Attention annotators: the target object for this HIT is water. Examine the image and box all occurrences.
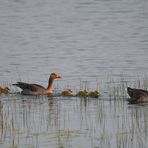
[0,0,148,147]
[0,97,148,148]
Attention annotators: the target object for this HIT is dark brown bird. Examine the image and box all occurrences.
[13,73,61,95]
[127,87,148,103]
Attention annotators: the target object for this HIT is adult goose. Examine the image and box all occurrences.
[13,73,61,95]
[127,87,148,103]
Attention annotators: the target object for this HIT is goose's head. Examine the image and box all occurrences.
[50,73,62,80]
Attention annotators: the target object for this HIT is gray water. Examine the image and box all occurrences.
[0,0,148,148]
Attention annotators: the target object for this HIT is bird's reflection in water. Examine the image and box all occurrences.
[0,101,3,111]
[47,96,59,129]
[48,96,55,106]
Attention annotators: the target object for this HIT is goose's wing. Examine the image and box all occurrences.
[13,82,45,91]
[138,89,148,94]
[127,87,148,98]
[132,88,148,97]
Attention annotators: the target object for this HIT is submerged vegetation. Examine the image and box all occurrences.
[0,75,148,101]
[0,92,147,148]
[0,75,148,147]
[107,75,148,100]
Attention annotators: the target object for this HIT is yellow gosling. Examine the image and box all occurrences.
[77,89,89,97]
[89,90,101,98]
[61,89,73,96]
[1,87,9,94]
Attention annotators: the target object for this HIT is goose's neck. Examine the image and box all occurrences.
[47,77,54,94]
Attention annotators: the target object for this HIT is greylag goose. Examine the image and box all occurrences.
[127,87,148,103]
[13,73,61,95]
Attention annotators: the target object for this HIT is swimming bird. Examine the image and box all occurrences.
[76,89,89,97]
[127,87,148,103]
[88,90,100,98]
[2,87,9,94]
[13,73,61,95]
[61,89,73,96]
[0,86,9,94]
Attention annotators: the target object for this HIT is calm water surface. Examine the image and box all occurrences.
[0,0,148,147]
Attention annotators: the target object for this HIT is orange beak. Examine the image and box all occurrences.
[55,74,62,79]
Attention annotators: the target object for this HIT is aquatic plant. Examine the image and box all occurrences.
[107,75,148,100]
